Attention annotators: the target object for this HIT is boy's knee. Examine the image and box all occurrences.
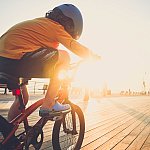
[58,50,70,65]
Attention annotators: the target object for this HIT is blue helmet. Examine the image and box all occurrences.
[46,4,83,39]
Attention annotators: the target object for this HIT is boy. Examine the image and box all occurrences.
[0,4,99,121]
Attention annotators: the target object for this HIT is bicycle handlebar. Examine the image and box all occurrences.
[65,55,101,82]
[69,54,101,70]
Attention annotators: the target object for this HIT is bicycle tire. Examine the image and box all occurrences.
[52,104,85,150]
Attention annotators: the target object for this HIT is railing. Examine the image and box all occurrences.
[27,79,49,94]
[0,84,7,94]
[0,79,106,99]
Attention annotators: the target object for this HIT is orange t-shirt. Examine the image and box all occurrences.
[0,17,90,59]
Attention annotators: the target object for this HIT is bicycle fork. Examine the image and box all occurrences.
[62,107,78,135]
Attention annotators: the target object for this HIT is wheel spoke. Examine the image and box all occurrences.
[52,105,85,150]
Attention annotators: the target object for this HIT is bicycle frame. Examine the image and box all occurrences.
[1,83,75,148]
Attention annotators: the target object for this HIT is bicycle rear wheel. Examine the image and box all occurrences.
[52,104,85,150]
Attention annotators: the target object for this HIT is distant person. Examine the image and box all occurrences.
[0,4,100,121]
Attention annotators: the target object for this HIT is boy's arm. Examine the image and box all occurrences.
[56,28,92,59]
[67,40,92,59]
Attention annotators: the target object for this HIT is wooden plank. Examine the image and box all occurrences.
[94,110,150,150]
[126,123,150,150]
[111,114,150,150]
[141,133,150,150]
[81,109,150,149]
[83,98,149,132]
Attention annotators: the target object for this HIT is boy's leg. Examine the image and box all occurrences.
[41,50,70,109]
[0,57,29,121]
[15,48,71,116]
[8,85,29,122]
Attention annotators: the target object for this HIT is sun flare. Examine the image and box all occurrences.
[74,61,105,89]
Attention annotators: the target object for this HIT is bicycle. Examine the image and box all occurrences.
[0,60,85,150]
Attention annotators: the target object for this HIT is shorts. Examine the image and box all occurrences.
[0,48,58,90]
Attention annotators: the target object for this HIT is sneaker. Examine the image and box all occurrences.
[39,102,71,117]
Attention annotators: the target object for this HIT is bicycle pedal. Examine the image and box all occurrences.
[39,108,71,118]
[52,115,63,121]
[44,115,63,121]
[18,133,26,142]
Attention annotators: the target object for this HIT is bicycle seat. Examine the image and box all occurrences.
[0,72,19,89]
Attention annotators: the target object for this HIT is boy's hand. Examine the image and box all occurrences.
[89,51,101,61]
[91,53,101,60]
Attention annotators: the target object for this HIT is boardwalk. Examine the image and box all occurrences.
[0,95,150,150]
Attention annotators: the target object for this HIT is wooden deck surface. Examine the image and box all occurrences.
[0,95,150,150]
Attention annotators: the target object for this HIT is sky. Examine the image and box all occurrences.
[1,0,150,92]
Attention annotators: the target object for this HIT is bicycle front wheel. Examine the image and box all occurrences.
[52,104,85,150]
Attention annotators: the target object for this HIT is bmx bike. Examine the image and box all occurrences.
[0,60,85,150]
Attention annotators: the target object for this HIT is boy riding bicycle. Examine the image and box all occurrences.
[0,4,99,122]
